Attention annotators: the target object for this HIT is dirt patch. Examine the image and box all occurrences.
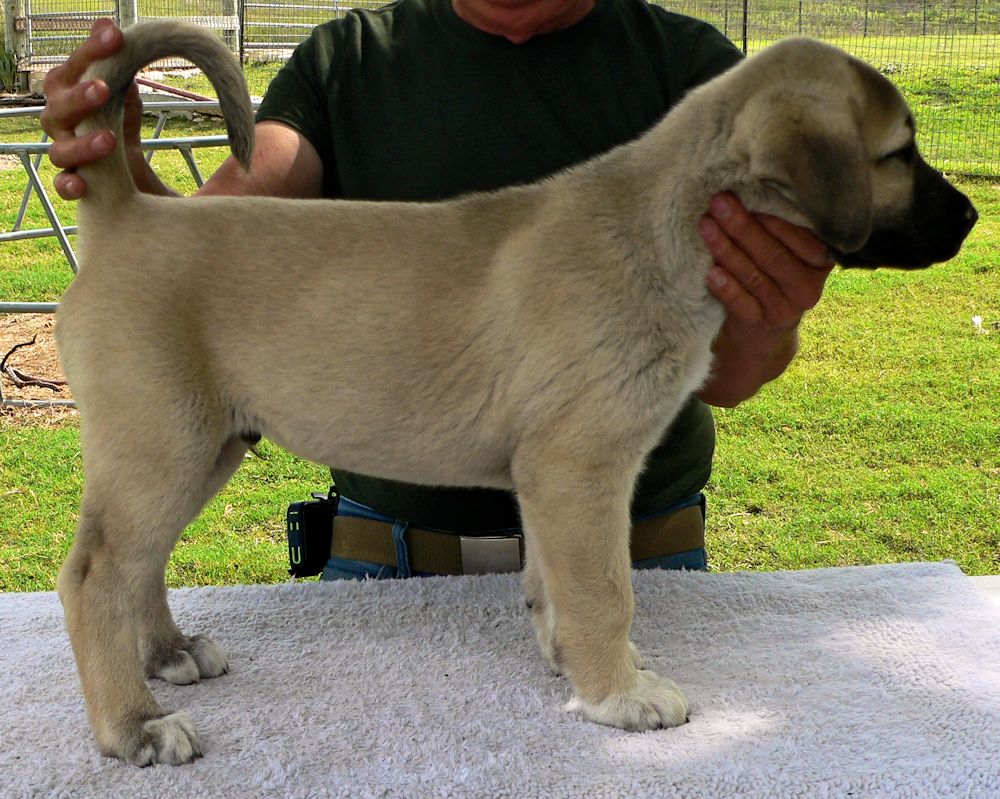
[1,313,77,425]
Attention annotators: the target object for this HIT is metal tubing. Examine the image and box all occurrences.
[0,226,78,242]
[0,134,231,155]
[0,302,58,313]
[20,150,79,273]
[1,399,77,408]
[178,145,203,186]
[146,111,170,164]
[14,134,48,232]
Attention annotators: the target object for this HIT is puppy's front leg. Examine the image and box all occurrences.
[515,458,688,732]
[522,545,562,674]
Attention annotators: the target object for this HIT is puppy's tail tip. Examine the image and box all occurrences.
[77,20,255,202]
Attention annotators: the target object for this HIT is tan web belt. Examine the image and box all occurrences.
[330,504,705,576]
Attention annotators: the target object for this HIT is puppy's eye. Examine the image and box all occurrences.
[880,142,916,164]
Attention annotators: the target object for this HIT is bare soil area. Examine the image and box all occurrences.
[1,313,77,424]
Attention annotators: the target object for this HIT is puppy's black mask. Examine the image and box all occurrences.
[837,158,978,269]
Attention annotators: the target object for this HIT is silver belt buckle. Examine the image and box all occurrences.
[459,535,523,575]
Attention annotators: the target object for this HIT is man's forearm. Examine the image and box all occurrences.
[698,327,799,408]
[125,145,181,197]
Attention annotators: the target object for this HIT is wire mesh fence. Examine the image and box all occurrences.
[674,1,1000,175]
[5,0,999,175]
[10,0,115,65]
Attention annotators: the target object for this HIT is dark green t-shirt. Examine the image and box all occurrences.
[256,0,742,531]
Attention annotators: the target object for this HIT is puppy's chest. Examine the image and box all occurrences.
[677,296,726,385]
[615,293,723,401]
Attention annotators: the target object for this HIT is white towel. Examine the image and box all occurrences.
[1,561,998,798]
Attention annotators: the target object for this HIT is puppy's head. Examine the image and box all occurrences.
[726,39,977,268]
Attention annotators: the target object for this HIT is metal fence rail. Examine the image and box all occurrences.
[0,101,242,277]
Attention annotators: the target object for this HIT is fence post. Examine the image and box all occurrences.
[2,0,29,91]
[741,0,748,54]
[2,0,15,53]
[120,0,137,28]
[238,0,245,62]
[222,0,237,54]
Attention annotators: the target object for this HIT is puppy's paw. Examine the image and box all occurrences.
[151,649,200,685]
[565,669,689,732]
[188,635,228,679]
[135,712,203,766]
[148,635,228,684]
[105,711,203,766]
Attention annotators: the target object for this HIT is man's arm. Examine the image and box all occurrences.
[197,121,323,198]
[698,192,834,408]
[43,19,323,201]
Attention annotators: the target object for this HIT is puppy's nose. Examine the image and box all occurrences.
[963,203,979,236]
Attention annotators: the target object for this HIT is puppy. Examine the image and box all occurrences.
[56,20,977,764]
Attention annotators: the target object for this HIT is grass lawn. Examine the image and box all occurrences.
[0,119,997,592]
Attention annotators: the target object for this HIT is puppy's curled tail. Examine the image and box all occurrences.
[75,20,253,206]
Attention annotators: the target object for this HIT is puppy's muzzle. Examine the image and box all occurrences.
[837,159,978,269]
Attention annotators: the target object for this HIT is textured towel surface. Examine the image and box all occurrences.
[2,562,998,798]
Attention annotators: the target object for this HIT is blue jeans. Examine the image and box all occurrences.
[321,493,708,581]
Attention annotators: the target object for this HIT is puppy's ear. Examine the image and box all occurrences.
[731,112,874,253]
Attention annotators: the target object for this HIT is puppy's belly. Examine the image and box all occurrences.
[231,299,723,493]
[254,409,515,491]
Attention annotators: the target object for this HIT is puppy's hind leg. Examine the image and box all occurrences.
[138,435,249,686]
[58,418,246,765]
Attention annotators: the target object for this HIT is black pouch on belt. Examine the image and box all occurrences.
[286,488,339,578]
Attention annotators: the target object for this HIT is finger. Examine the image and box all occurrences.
[699,215,795,323]
[706,265,764,327]
[41,79,111,139]
[754,215,833,311]
[47,129,116,169]
[707,195,829,315]
[53,170,87,201]
[755,213,835,271]
[707,193,798,284]
[60,19,122,84]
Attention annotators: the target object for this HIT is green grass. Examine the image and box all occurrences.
[0,427,329,592]
[0,126,997,592]
[705,178,1000,574]
[162,60,283,101]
